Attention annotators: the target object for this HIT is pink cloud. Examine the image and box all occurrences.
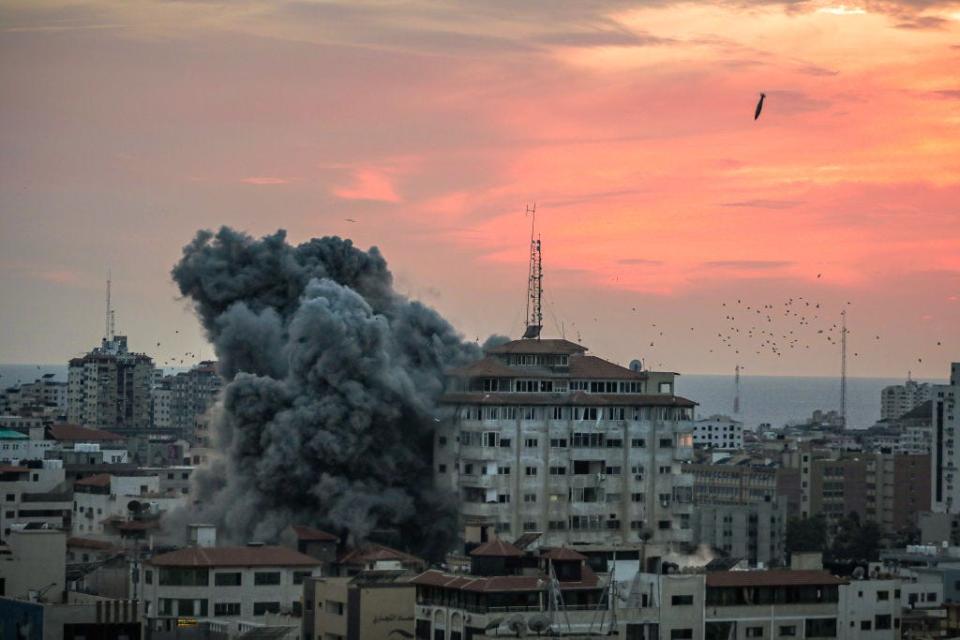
[240,176,291,185]
[331,168,401,203]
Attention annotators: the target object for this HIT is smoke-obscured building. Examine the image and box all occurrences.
[67,337,154,432]
[435,338,696,548]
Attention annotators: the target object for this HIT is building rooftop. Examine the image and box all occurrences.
[0,465,30,474]
[541,547,587,561]
[291,524,339,543]
[147,545,321,568]
[48,423,125,442]
[336,542,425,568]
[470,539,523,558]
[67,537,117,551]
[412,566,599,592]
[705,570,846,588]
[75,473,112,488]
[0,428,28,440]
[485,339,588,355]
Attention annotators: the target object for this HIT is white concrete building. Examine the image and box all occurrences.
[72,473,160,537]
[693,415,743,450]
[0,461,71,538]
[67,336,154,431]
[882,378,933,421]
[139,544,320,636]
[436,338,696,548]
[930,362,959,513]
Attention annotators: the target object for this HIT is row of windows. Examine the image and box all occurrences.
[457,406,691,422]
[457,431,680,449]
[148,569,312,587]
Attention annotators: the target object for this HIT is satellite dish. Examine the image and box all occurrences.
[506,613,527,637]
[127,500,142,514]
[527,614,551,635]
[852,566,865,580]
[629,359,643,372]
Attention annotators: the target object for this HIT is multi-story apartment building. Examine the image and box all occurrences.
[882,377,933,421]
[72,472,161,537]
[931,363,960,514]
[0,374,68,421]
[693,415,743,450]
[140,544,320,636]
[151,361,221,434]
[67,336,154,432]
[0,460,71,537]
[435,338,696,548]
[692,501,787,567]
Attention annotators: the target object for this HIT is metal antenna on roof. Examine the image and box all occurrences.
[522,204,543,340]
[733,364,741,415]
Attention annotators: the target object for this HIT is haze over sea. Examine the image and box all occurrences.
[1,364,946,432]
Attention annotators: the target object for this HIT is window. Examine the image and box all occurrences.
[605,466,621,475]
[254,571,281,586]
[145,570,153,585]
[438,464,447,473]
[159,567,209,586]
[875,615,891,630]
[804,619,837,638]
[746,628,763,638]
[550,438,567,448]
[176,599,208,616]
[549,520,566,530]
[671,595,694,605]
[213,571,243,587]
[325,600,345,615]
[524,493,537,503]
[658,520,671,530]
[877,590,889,601]
[779,625,796,637]
[294,571,313,585]
[631,493,644,502]
[525,466,538,476]
[523,521,538,532]
[498,466,511,475]
[525,438,538,448]
[631,438,646,448]
[498,493,510,503]
[549,466,566,476]
[927,592,937,601]
[860,621,871,630]
[659,438,672,448]
[214,602,241,617]
[482,432,500,447]
[254,602,281,616]
[670,630,693,640]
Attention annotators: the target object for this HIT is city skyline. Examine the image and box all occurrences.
[1,0,959,376]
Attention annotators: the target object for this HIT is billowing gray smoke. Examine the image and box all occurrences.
[168,227,480,559]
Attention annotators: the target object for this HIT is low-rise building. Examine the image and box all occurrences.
[139,544,321,636]
[693,415,743,450]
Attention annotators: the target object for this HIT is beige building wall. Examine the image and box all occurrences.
[0,529,66,600]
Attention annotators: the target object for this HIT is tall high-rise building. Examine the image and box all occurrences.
[435,337,696,547]
[882,377,933,420]
[931,362,960,513]
[67,336,154,431]
[151,361,221,435]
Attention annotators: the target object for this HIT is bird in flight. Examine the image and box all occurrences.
[754,93,766,120]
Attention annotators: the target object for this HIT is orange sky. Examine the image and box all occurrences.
[0,0,958,377]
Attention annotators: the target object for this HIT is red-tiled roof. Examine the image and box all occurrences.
[75,473,112,487]
[485,339,588,355]
[439,391,696,408]
[291,525,339,542]
[49,423,124,442]
[68,537,116,551]
[542,547,587,561]
[705,570,846,588]
[0,466,29,474]
[147,546,320,568]
[337,543,424,567]
[568,356,646,380]
[470,539,523,558]
[115,520,161,532]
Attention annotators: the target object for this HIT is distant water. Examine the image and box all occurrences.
[0,364,935,431]
[677,374,942,430]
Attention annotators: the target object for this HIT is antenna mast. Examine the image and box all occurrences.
[733,364,741,415]
[522,204,543,340]
[840,309,847,429]
[105,271,112,341]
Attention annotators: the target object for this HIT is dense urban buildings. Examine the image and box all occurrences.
[435,337,696,547]
[693,414,744,450]
[882,377,934,421]
[67,336,154,432]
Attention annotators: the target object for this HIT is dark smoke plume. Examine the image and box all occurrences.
[168,227,479,559]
